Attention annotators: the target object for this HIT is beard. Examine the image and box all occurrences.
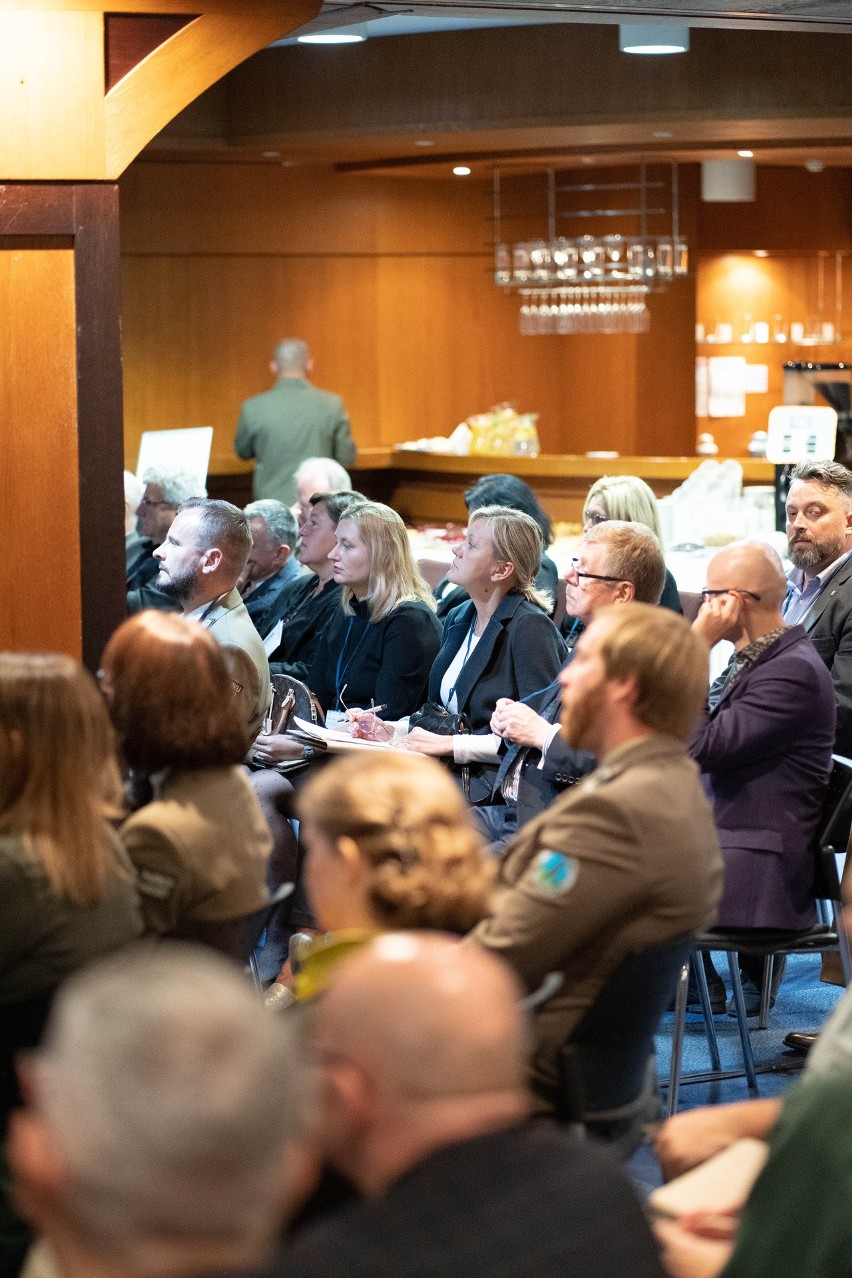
[157,563,198,605]
[788,532,846,572]
[560,678,606,753]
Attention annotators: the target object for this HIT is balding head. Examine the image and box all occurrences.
[706,540,787,611]
[313,935,529,1192]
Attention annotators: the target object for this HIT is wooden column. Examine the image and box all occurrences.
[0,0,318,666]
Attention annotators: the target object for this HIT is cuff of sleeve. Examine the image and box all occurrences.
[453,733,501,765]
[538,723,561,770]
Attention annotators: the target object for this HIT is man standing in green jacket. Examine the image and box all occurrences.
[234,338,356,505]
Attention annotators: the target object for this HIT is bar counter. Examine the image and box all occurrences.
[208,448,775,525]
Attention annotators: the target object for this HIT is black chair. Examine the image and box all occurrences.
[667,755,852,1109]
[556,932,694,1158]
[175,883,294,991]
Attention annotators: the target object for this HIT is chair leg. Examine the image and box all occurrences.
[691,953,721,1071]
[666,961,690,1118]
[758,955,773,1030]
[726,953,758,1092]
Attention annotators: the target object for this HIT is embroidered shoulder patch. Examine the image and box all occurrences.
[530,850,578,897]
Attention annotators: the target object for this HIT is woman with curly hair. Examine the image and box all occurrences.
[267,750,494,1003]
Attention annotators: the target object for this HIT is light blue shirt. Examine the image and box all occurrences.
[784,550,852,626]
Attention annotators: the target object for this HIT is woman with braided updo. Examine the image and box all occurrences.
[278,751,494,1001]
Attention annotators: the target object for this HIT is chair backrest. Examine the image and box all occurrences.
[558,932,694,1122]
[552,576,568,628]
[813,755,852,901]
[679,591,703,623]
[417,557,449,591]
[174,883,294,964]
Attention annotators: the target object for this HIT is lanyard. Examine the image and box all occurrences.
[447,618,478,706]
[334,616,369,709]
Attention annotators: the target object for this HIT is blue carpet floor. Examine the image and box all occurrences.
[629,951,845,1192]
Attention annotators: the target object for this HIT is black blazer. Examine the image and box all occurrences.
[799,554,852,758]
[428,593,566,803]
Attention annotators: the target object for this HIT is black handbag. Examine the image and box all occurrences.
[249,674,326,775]
[409,700,470,736]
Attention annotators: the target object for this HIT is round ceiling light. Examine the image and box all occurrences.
[453,166,472,176]
[620,23,689,54]
[298,31,365,43]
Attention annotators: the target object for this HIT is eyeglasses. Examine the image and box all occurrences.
[583,511,609,528]
[700,588,762,602]
[139,497,177,509]
[569,557,624,585]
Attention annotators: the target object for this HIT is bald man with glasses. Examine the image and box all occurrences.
[689,539,837,1013]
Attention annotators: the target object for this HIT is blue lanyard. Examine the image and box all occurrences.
[334,616,369,709]
[447,618,478,706]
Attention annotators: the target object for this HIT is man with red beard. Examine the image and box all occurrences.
[471,604,723,1117]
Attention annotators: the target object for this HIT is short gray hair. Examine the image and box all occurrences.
[141,467,206,506]
[37,945,309,1266]
[791,459,852,503]
[245,500,298,549]
[294,457,352,494]
[273,338,310,375]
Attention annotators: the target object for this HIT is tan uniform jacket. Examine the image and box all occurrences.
[120,767,272,937]
[202,588,272,738]
[472,734,723,1111]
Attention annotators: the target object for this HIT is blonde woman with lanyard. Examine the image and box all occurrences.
[355,506,566,806]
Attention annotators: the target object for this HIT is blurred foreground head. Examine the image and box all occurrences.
[10,945,309,1277]
[311,933,528,1195]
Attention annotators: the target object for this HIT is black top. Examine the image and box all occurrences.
[253,1123,666,1278]
[307,597,443,720]
[434,553,560,619]
[428,593,566,804]
[268,574,343,684]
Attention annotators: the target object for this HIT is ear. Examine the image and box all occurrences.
[275,545,291,569]
[490,559,515,585]
[612,580,635,604]
[6,1109,69,1231]
[269,359,278,377]
[845,508,852,533]
[336,835,366,875]
[199,547,224,575]
[608,671,638,711]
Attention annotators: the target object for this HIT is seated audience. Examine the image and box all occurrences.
[152,497,271,736]
[582,473,682,613]
[0,654,142,1137]
[263,751,494,1007]
[655,1070,852,1278]
[293,457,352,526]
[472,604,723,1115]
[433,474,560,619]
[690,540,836,1013]
[9,946,309,1278]
[477,521,665,846]
[241,500,303,639]
[257,934,667,1278]
[100,612,271,939]
[126,466,205,609]
[386,506,565,805]
[267,490,364,683]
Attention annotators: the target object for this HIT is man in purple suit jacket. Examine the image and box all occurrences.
[690,541,836,1006]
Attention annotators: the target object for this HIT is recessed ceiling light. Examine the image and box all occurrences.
[805,158,825,173]
[738,150,754,158]
[415,140,434,148]
[754,250,769,257]
[453,166,471,176]
[262,150,280,158]
[653,131,673,139]
[620,23,689,54]
[298,31,365,44]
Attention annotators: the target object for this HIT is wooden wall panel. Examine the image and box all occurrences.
[119,161,696,468]
[0,247,82,655]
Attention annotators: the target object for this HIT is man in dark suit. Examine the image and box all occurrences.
[691,540,836,1012]
[241,500,303,640]
[256,934,666,1278]
[782,459,852,1045]
[476,521,667,846]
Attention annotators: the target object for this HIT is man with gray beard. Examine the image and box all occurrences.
[782,459,852,1049]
